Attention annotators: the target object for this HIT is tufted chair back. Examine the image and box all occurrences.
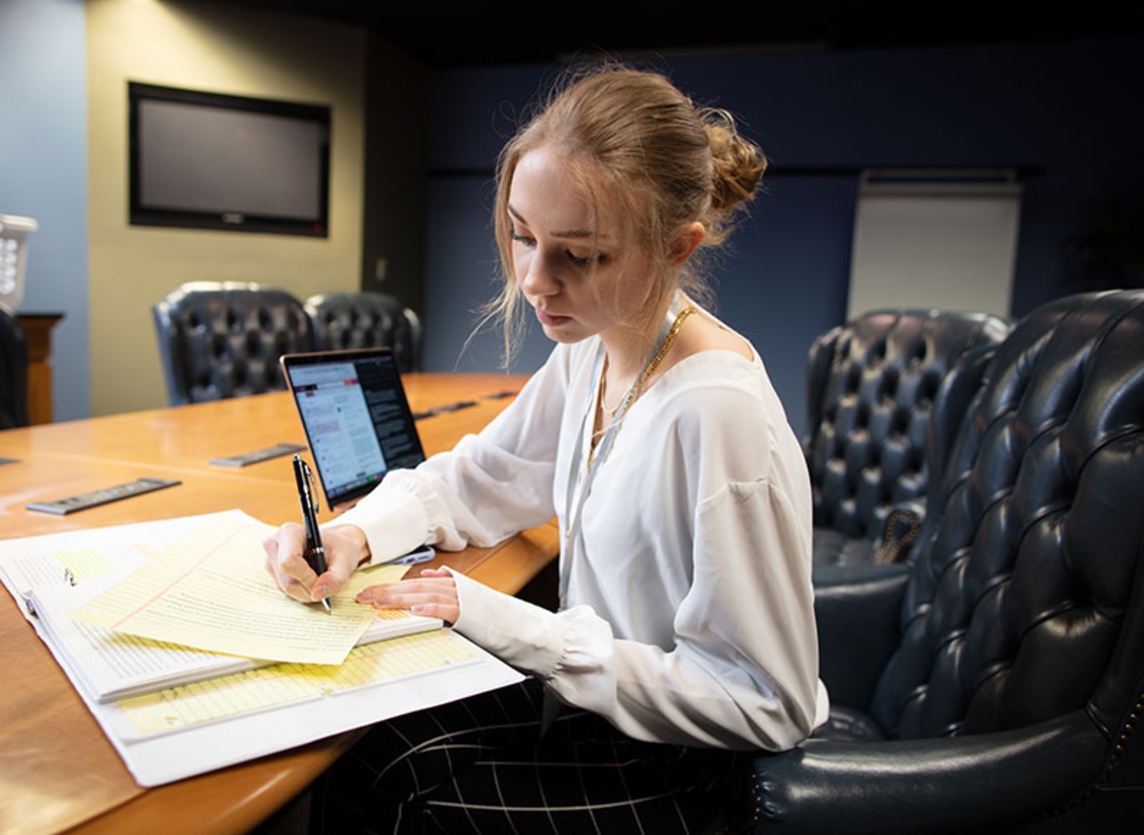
[152,282,313,406]
[0,307,29,429]
[304,292,422,373]
[806,310,1012,564]
[869,290,1144,741]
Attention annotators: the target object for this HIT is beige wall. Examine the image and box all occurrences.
[86,0,365,415]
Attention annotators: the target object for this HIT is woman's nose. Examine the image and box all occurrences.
[520,251,562,296]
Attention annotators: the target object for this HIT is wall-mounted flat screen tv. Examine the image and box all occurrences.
[129,82,330,237]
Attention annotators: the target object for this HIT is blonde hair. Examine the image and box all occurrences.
[488,65,766,363]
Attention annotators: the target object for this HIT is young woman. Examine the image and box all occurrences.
[265,66,827,832]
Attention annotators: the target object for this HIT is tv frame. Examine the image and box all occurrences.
[128,82,331,237]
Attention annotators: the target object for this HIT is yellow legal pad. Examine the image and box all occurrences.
[119,629,480,738]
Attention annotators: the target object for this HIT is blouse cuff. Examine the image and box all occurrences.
[330,484,429,565]
[446,569,564,679]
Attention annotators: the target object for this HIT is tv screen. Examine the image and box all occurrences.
[129,83,330,236]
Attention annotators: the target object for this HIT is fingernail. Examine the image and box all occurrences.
[411,604,427,614]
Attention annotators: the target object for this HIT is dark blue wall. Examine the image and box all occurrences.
[424,39,1144,435]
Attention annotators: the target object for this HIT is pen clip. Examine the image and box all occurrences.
[302,458,319,518]
[292,453,320,519]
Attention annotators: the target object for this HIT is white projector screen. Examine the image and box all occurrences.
[847,176,1021,319]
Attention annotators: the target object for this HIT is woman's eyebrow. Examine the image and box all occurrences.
[507,204,610,241]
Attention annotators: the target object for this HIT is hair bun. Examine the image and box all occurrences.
[705,114,767,215]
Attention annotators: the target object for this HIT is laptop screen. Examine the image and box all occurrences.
[280,348,425,511]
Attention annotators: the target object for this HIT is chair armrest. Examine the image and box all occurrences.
[813,563,908,709]
[751,710,1108,833]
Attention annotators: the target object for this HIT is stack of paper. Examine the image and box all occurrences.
[0,510,523,786]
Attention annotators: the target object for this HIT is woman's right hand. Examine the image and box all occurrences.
[263,523,371,603]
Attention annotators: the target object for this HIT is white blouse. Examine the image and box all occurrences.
[335,329,829,751]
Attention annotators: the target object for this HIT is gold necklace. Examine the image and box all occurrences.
[590,305,696,461]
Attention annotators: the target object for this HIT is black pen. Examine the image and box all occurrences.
[292,454,331,614]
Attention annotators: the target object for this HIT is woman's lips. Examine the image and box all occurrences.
[536,309,571,326]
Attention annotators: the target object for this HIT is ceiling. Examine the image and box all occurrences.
[208,1,1140,70]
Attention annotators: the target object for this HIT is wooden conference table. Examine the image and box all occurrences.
[0,374,558,835]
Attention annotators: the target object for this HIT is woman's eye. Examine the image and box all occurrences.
[565,250,609,267]
[509,225,535,247]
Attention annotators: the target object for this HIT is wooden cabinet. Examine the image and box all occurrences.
[17,312,62,424]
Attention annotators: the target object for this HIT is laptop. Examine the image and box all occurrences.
[279,347,427,517]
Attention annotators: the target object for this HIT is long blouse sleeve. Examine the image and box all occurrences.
[332,345,572,561]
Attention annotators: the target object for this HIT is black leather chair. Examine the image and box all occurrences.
[751,291,1144,832]
[152,282,313,406]
[304,292,423,373]
[805,309,1012,566]
[0,307,29,429]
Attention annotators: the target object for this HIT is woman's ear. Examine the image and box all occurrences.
[669,222,706,267]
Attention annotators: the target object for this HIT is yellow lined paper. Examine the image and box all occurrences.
[119,629,480,737]
[71,516,382,664]
[55,548,119,582]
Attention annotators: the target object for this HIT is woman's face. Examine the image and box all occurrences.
[507,147,656,346]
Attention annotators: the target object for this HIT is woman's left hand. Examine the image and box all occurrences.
[356,567,460,625]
